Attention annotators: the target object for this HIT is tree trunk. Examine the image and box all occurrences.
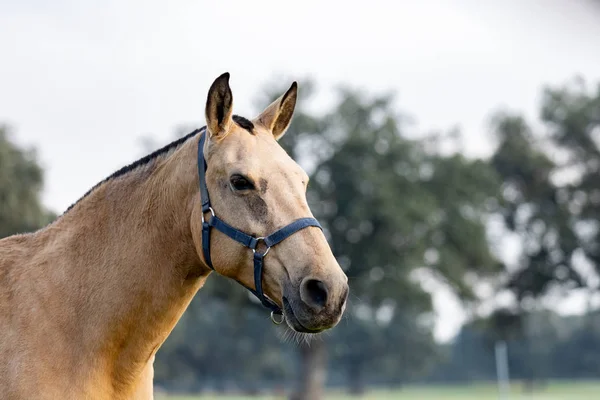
[347,362,365,396]
[290,339,327,400]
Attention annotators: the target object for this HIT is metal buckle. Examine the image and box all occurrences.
[252,237,270,256]
[201,206,215,224]
[270,311,285,325]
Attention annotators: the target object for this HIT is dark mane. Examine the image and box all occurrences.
[62,127,205,214]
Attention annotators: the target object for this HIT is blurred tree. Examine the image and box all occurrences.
[0,124,55,238]
[489,111,581,303]
[456,79,600,389]
[540,79,600,293]
[489,78,600,312]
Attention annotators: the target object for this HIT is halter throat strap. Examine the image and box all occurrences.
[196,129,322,319]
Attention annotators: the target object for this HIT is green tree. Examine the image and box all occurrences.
[0,124,54,238]
[490,112,580,302]
[488,78,600,309]
[540,79,600,294]
[460,77,600,389]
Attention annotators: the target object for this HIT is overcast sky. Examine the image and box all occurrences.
[2,0,600,341]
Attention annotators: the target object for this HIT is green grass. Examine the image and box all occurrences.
[156,380,600,400]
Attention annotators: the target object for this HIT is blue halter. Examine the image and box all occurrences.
[197,128,323,323]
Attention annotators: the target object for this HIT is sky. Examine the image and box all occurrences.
[1,0,600,342]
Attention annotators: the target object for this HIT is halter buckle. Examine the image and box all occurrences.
[270,311,285,325]
[201,206,215,224]
[252,237,270,256]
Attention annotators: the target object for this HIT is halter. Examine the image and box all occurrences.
[197,128,323,324]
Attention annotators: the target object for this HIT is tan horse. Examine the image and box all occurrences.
[0,73,349,399]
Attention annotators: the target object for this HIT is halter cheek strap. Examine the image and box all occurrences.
[197,128,322,322]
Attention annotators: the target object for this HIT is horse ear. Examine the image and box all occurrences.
[254,82,298,140]
[205,72,234,138]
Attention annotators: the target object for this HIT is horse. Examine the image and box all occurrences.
[0,73,349,399]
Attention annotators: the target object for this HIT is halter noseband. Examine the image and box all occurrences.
[197,128,323,324]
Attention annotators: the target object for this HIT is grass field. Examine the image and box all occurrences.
[156,380,600,400]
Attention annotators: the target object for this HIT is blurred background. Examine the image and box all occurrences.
[2,1,600,399]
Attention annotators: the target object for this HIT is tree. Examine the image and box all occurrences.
[540,78,600,295]
[488,77,600,312]
[490,111,580,303]
[463,78,600,390]
[0,124,54,238]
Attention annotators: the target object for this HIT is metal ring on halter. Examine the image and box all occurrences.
[201,206,215,224]
[271,311,285,325]
[252,237,270,256]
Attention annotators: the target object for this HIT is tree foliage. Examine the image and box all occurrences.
[0,124,54,238]
[490,78,600,304]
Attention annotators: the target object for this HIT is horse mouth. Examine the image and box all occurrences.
[282,297,325,334]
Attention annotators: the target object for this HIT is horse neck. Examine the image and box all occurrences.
[45,134,207,391]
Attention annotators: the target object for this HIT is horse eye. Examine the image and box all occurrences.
[230,175,255,191]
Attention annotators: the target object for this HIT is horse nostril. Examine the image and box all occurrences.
[300,279,329,310]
